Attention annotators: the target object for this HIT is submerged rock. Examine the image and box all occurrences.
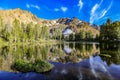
[11,59,54,73]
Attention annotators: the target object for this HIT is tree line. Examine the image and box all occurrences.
[0,16,120,43]
[70,29,99,41]
[66,18,120,42]
[100,19,120,41]
[0,17,49,43]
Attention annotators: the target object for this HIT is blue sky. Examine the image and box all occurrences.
[0,0,120,25]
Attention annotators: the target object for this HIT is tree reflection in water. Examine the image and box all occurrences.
[0,42,120,80]
[0,43,99,71]
[100,43,120,65]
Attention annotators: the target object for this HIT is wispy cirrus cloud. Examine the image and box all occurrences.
[26,3,40,10]
[78,0,83,11]
[61,6,68,12]
[90,0,113,24]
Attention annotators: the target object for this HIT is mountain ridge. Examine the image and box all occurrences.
[0,8,99,39]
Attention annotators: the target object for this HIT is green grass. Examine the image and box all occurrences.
[11,59,54,73]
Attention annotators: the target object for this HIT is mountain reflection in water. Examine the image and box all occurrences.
[0,56,120,80]
[0,43,120,80]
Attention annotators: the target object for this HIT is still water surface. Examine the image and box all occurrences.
[0,42,120,80]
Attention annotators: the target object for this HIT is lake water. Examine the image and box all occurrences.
[0,42,120,80]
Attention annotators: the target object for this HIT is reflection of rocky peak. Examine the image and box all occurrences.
[64,45,72,54]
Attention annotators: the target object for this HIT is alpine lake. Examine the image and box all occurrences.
[0,42,120,80]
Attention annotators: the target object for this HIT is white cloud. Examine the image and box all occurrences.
[90,0,112,24]
[61,6,68,12]
[54,8,59,12]
[26,4,30,8]
[0,7,4,10]
[78,0,83,11]
[26,3,40,10]
[54,6,68,12]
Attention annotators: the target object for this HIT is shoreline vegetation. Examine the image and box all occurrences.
[11,59,54,73]
[0,19,119,46]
